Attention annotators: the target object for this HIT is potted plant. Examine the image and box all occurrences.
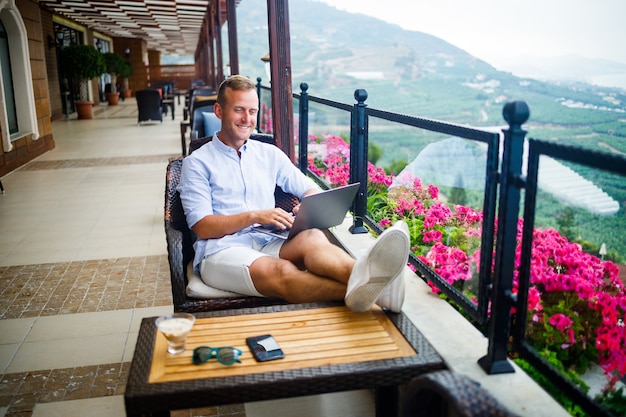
[102,52,126,105]
[118,60,133,99]
[60,44,106,119]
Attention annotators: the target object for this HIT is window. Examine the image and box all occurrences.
[0,20,18,134]
[0,3,39,153]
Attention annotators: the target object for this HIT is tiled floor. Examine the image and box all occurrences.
[0,99,375,417]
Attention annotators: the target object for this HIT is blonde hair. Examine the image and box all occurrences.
[217,75,256,106]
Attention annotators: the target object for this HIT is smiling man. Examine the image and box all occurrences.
[177,75,410,312]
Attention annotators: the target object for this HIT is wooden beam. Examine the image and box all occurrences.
[214,0,225,85]
[266,0,295,161]
[226,0,239,75]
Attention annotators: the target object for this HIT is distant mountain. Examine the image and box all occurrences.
[236,0,626,120]
[238,0,497,84]
[495,55,626,90]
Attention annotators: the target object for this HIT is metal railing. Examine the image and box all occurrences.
[257,80,625,417]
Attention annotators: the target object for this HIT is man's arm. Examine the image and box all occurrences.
[192,186,318,239]
[291,187,319,215]
[192,207,296,239]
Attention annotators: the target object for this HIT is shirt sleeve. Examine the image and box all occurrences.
[177,154,214,229]
[273,147,319,199]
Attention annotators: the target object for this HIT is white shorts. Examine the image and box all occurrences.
[199,239,284,296]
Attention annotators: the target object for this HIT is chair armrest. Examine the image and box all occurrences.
[180,120,190,156]
[165,220,190,311]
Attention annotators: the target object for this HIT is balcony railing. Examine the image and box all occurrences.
[147,64,196,90]
[257,80,626,417]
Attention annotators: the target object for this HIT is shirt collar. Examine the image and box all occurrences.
[213,133,248,156]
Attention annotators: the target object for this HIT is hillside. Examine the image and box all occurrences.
[237,0,626,149]
[237,1,625,119]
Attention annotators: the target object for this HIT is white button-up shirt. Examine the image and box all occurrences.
[178,134,317,273]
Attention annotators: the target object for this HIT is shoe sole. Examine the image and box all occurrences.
[345,229,409,312]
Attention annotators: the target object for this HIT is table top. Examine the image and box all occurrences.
[125,302,446,416]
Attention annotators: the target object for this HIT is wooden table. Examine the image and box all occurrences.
[124,303,446,417]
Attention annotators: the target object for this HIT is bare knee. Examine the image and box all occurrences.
[249,256,301,300]
[297,228,330,244]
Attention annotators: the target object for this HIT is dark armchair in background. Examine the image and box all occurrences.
[135,89,163,125]
[189,106,221,143]
[180,96,218,155]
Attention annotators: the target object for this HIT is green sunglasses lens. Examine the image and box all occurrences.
[217,348,241,365]
[192,346,212,364]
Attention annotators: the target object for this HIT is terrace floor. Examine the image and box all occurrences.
[0,98,570,416]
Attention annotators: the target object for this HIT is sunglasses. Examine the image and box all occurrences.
[192,346,243,366]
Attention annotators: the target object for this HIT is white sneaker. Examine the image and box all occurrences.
[345,220,410,312]
[376,272,406,313]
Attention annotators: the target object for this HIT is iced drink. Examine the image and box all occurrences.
[155,313,196,354]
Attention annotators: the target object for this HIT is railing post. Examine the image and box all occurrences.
[478,101,530,374]
[349,89,369,234]
[256,77,262,131]
[298,83,309,174]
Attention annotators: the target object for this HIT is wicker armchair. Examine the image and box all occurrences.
[400,370,520,417]
[136,89,163,125]
[165,134,299,312]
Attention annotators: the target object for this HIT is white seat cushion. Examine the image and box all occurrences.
[185,262,245,299]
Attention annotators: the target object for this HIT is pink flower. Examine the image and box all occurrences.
[423,230,443,243]
[549,313,573,332]
[379,218,392,229]
[427,184,439,199]
[528,287,542,311]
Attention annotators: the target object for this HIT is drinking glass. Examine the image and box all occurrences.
[155,313,196,354]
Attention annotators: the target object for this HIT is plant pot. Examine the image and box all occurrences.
[123,89,132,98]
[75,101,94,120]
[106,92,120,106]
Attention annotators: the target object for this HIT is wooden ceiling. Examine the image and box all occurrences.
[37,0,239,55]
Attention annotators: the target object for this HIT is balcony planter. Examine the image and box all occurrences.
[60,45,106,119]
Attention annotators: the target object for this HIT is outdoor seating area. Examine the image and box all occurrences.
[4,0,624,415]
[0,97,570,417]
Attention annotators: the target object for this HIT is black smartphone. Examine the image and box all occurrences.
[246,334,285,362]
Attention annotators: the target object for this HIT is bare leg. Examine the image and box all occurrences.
[250,222,410,311]
[279,229,355,284]
[249,229,355,303]
[248,256,347,303]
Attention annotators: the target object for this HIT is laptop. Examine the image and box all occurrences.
[253,182,360,240]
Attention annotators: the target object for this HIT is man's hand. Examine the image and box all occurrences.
[258,207,294,230]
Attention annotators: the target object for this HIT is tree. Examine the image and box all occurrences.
[60,45,106,102]
[102,52,126,93]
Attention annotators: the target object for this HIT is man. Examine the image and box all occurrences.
[178,75,409,312]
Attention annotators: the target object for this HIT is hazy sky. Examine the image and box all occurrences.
[312,0,626,67]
